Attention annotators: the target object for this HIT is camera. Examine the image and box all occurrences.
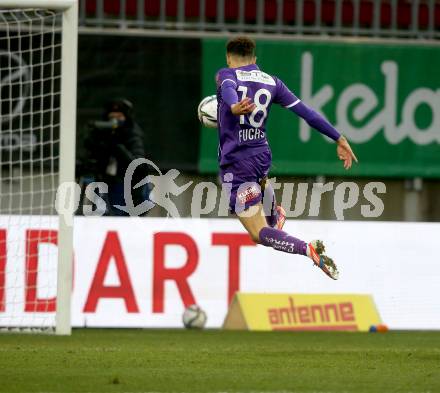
[88,118,122,131]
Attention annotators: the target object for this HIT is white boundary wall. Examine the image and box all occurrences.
[0,216,439,330]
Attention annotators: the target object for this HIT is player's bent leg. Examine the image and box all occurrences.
[261,178,277,228]
[259,225,308,255]
[237,203,267,243]
[238,203,306,255]
[261,178,286,230]
[275,206,286,230]
[238,203,339,280]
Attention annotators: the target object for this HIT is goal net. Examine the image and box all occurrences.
[0,2,77,334]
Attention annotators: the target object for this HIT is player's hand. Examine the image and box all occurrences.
[231,97,256,116]
[336,135,358,170]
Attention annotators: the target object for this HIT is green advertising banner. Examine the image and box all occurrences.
[199,39,440,178]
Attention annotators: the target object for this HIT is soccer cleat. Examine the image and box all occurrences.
[276,206,286,230]
[307,240,339,280]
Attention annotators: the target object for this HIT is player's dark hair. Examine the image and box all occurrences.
[226,37,256,58]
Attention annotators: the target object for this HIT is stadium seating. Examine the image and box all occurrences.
[83,0,440,31]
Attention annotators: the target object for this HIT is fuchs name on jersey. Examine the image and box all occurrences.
[239,127,266,143]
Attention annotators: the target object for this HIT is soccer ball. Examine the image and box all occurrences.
[197,95,217,128]
[182,304,207,329]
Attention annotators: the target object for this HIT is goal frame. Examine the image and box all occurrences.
[0,0,78,335]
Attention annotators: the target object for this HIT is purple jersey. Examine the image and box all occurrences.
[216,64,300,166]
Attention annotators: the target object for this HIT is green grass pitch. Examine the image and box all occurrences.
[0,329,439,393]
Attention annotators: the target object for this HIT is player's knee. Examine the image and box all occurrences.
[250,230,261,244]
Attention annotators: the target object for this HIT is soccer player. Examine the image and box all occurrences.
[216,37,358,280]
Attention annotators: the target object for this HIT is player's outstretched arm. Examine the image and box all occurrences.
[336,135,358,170]
[283,96,358,170]
[274,78,358,170]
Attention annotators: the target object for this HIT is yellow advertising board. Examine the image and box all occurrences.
[223,293,381,332]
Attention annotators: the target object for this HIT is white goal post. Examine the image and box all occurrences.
[0,0,78,335]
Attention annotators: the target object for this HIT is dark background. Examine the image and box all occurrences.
[76,34,201,172]
[0,30,61,168]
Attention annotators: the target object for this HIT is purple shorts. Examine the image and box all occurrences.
[220,150,272,214]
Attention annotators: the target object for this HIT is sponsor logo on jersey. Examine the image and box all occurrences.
[235,70,276,86]
[237,184,261,204]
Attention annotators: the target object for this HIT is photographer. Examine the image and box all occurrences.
[79,98,150,216]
